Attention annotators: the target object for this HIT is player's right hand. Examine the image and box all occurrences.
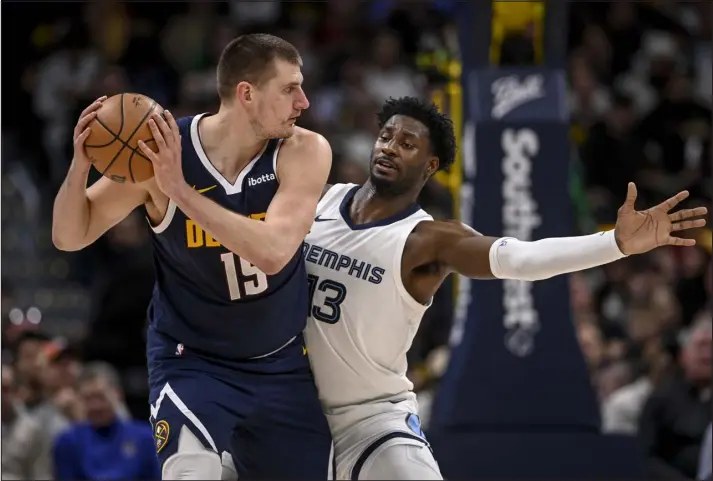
[72,95,107,167]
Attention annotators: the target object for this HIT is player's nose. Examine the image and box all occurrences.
[295,89,310,111]
[380,141,397,157]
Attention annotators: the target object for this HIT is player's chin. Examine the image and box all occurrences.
[279,124,296,138]
[371,163,399,181]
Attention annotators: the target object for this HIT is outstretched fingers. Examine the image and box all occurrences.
[658,190,690,213]
[669,206,708,222]
[670,219,707,232]
[666,236,696,247]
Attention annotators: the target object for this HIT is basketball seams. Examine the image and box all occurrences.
[128,148,137,183]
[85,93,161,184]
[85,94,128,148]
[86,117,120,148]
[88,116,155,159]
[100,100,157,178]
[119,93,125,137]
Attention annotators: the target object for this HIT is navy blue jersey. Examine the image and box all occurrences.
[146,114,308,359]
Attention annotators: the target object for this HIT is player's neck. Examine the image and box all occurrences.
[349,181,418,225]
[198,109,268,181]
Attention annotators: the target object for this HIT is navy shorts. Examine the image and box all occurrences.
[147,327,333,479]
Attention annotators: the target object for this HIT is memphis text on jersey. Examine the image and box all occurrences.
[185,213,266,248]
[302,241,384,284]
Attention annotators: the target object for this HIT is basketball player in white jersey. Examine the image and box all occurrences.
[303,96,708,480]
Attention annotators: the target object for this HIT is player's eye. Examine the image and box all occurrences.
[285,87,294,93]
[401,142,414,149]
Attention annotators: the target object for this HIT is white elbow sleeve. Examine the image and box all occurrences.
[488,230,627,281]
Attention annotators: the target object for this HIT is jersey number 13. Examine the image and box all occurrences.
[307,274,347,324]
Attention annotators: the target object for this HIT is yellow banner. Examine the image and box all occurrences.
[490,1,545,65]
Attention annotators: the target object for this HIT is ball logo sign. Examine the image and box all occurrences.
[491,74,545,120]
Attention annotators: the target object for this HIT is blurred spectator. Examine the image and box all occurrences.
[596,360,635,402]
[638,319,712,480]
[580,93,645,215]
[363,30,423,103]
[569,52,612,131]
[676,247,710,326]
[1,364,49,480]
[602,331,679,434]
[577,321,606,373]
[26,340,85,480]
[12,330,52,408]
[82,212,155,418]
[31,21,101,188]
[160,1,217,74]
[636,72,711,202]
[52,362,160,481]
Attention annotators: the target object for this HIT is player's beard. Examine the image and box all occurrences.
[249,116,292,140]
[370,170,416,197]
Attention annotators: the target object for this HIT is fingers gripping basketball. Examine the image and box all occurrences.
[85,93,164,184]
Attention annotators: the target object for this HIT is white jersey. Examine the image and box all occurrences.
[303,183,433,411]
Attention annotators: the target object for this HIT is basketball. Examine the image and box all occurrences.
[85,93,164,184]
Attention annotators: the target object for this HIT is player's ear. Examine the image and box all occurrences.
[426,157,439,178]
[236,82,252,104]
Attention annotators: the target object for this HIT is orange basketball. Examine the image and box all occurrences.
[85,93,164,184]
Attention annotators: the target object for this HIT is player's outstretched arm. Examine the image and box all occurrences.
[53,97,149,251]
[433,183,707,281]
[142,110,331,274]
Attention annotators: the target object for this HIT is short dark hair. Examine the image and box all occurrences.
[12,330,50,362]
[217,33,302,101]
[376,97,456,172]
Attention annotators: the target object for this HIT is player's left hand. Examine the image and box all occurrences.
[138,110,184,197]
[614,182,708,255]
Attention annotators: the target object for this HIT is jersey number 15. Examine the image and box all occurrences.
[220,253,268,300]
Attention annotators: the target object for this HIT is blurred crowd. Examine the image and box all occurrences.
[1,1,711,480]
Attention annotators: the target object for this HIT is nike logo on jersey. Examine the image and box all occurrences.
[248,173,276,186]
[195,185,217,194]
[314,216,337,222]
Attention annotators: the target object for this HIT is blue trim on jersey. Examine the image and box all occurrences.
[350,431,430,480]
[339,185,421,231]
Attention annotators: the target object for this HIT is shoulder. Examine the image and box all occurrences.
[11,411,43,442]
[54,422,86,446]
[404,219,482,262]
[279,127,332,165]
[605,380,651,410]
[410,219,482,242]
[275,128,332,185]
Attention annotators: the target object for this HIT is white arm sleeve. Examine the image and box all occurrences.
[489,230,627,281]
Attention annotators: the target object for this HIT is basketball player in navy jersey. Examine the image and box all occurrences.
[52,34,333,480]
[301,96,708,479]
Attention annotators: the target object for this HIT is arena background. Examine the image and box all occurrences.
[1,1,711,480]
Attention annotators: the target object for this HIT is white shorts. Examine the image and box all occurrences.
[326,393,443,480]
